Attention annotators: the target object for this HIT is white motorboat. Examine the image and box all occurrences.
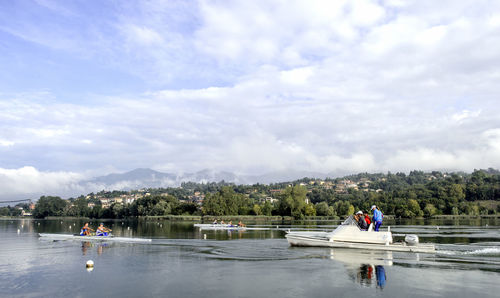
[194,224,269,231]
[285,216,435,253]
[38,233,152,243]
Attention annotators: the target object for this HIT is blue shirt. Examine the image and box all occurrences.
[373,209,383,222]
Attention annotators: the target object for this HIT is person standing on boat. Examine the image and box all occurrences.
[371,205,384,231]
[96,223,112,236]
[355,211,368,230]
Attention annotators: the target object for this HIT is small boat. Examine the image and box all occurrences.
[285,216,435,253]
[193,224,268,231]
[38,233,152,243]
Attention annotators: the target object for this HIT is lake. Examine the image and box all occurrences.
[1,218,499,298]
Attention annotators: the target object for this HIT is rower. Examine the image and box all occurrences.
[80,223,94,236]
[212,219,218,225]
[228,221,234,227]
[238,221,245,227]
[96,223,112,236]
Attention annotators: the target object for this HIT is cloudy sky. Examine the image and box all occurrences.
[1,0,500,200]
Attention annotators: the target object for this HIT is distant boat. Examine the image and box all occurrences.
[38,233,152,243]
[194,224,268,231]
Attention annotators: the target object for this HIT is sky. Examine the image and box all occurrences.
[1,0,500,200]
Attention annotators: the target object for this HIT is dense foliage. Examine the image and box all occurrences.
[25,169,500,219]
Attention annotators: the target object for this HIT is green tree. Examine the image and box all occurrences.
[423,203,437,217]
[261,201,273,216]
[277,185,308,219]
[252,204,262,215]
[315,202,330,216]
[33,196,67,218]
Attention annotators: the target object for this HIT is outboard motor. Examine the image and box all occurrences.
[405,234,419,246]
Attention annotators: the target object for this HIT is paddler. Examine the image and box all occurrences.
[96,223,112,236]
[80,223,94,236]
[238,221,245,227]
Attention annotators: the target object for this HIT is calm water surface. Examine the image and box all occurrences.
[1,218,499,298]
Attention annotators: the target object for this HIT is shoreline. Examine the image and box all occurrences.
[3,214,499,221]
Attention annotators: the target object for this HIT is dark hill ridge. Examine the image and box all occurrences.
[84,168,331,190]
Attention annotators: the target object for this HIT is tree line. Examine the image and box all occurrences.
[25,169,500,219]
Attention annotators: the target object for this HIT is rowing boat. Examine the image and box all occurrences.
[38,233,152,243]
[193,224,269,231]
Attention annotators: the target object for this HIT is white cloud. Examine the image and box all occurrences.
[1,0,500,198]
[0,140,15,147]
[123,25,164,46]
[0,167,84,199]
[452,110,481,122]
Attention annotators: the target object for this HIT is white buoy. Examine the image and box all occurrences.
[21,224,24,228]
[436,226,439,230]
[127,227,130,230]
[69,225,72,229]
[17,229,20,234]
[160,224,162,228]
[86,260,94,272]
[38,223,40,225]
[203,234,207,240]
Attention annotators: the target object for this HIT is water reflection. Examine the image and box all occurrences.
[81,241,110,256]
[329,249,392,289]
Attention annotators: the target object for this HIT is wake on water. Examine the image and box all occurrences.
[437,246,500,256]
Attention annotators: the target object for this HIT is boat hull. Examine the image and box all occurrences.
[286,233,435,253]
[38,233,152,243]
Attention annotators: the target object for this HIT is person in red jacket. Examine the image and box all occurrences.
[364,211,371,226]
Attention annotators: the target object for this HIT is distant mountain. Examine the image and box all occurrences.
[246,170,329,184]
[82,168,331,191]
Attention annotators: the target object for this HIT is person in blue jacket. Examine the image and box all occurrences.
[371,205,384,231]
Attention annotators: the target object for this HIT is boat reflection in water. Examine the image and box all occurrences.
[329,248,391,289]
[81,241,110,256]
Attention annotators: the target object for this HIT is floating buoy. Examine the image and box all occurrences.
[17,229,20,234]
[69,225,72,229]
[436,226,439,230]
[160,224,162,228]
[38,223,40,225]
[21,224,24,228]
[203,234,207,240]
[86,260,94,272]
[127,227,130,230]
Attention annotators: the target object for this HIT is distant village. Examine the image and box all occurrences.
[83,177,386,208]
